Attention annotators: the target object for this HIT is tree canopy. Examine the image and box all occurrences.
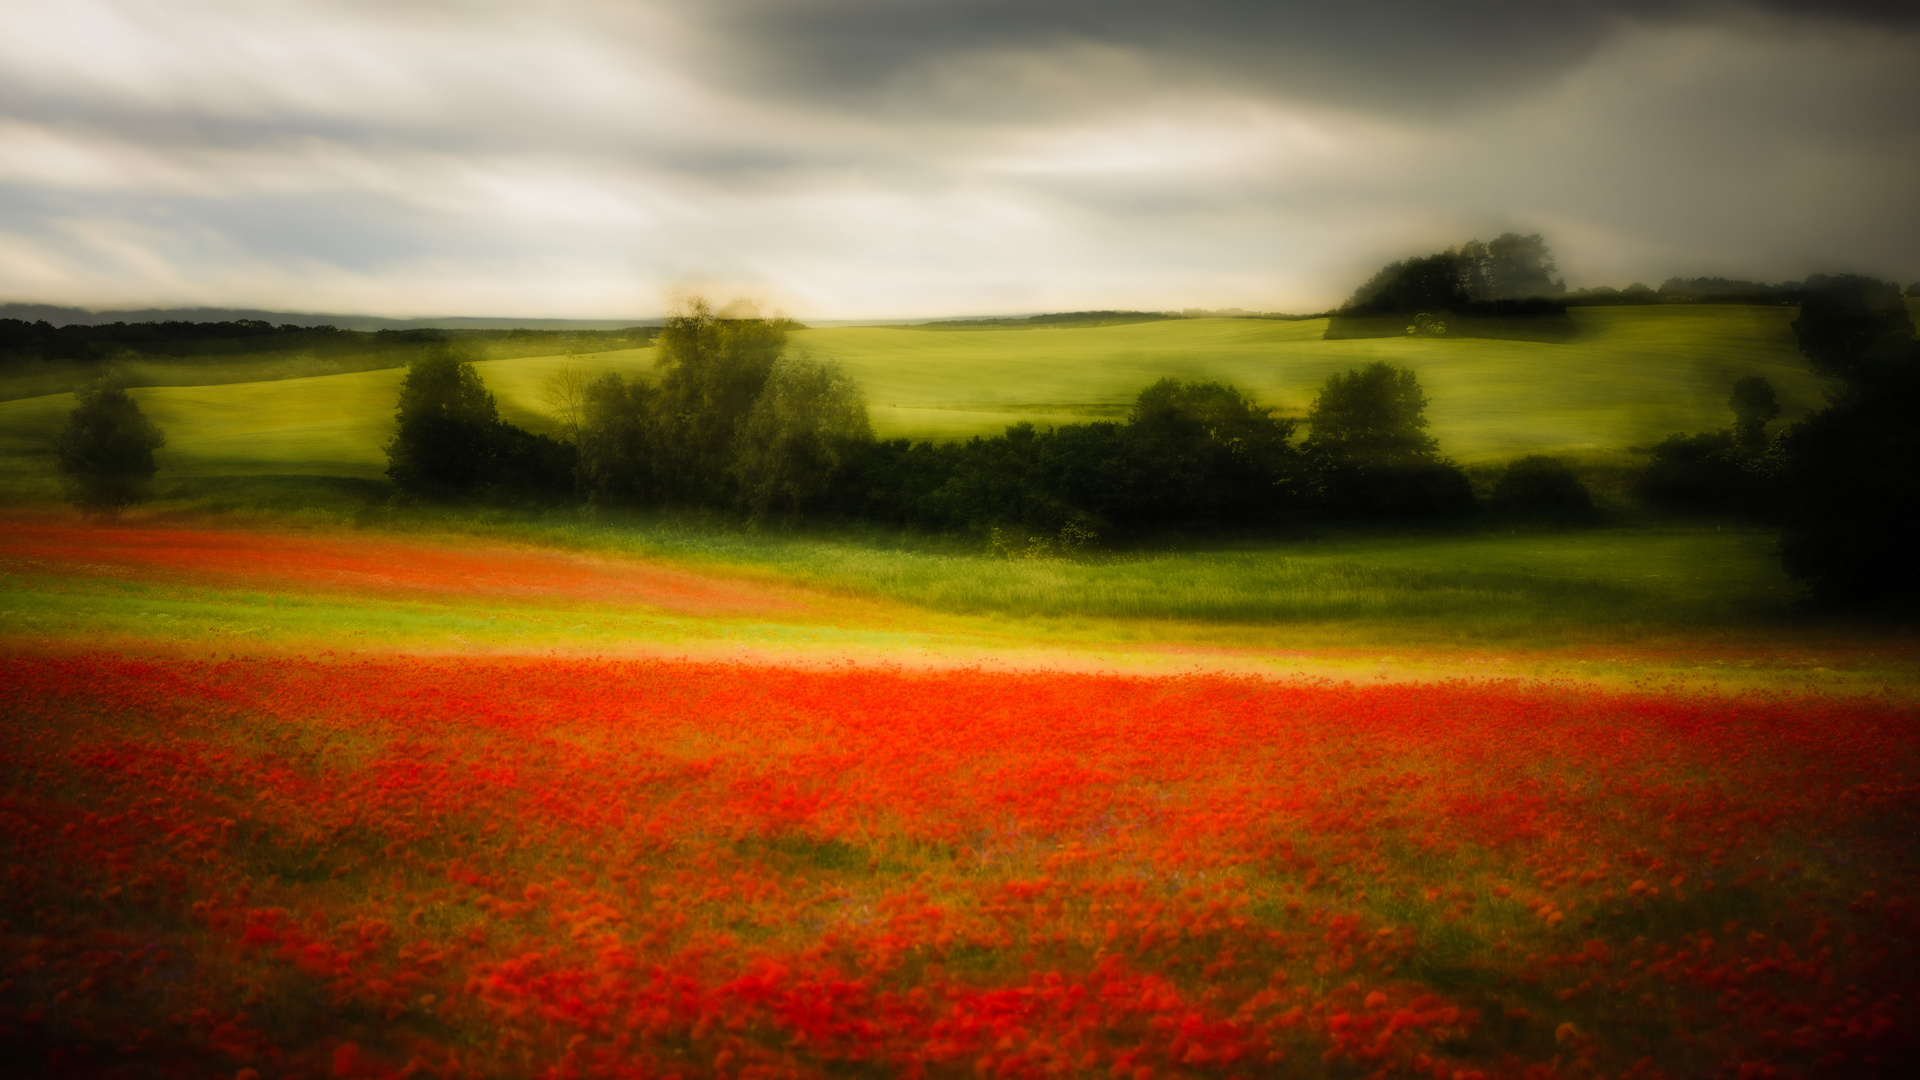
[1303,362,1440,466]
[54,382,167,520]
[1776,274,1920,609]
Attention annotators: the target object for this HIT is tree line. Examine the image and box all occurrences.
[382,298,1542,545]
[48,275,1918,610]
[0,319,655,365]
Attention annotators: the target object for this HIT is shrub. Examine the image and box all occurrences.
[1490,455,1597,524]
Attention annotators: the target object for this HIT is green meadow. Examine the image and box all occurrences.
[6,302,1903,672]
[0,305,1829,493]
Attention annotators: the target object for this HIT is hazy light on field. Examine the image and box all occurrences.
[0,0,1915,319]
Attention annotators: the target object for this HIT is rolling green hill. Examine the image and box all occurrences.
[0,305,1830,495]
[802,305,1828,459]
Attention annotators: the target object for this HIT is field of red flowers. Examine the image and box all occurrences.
[4,653,1916,1080]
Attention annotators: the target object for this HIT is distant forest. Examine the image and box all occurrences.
[0,319,656,400]
[1321,234,1870,344]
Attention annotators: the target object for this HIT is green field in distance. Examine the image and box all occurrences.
[0,305,1831,490]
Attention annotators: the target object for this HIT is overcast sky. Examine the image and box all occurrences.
[1,0,1916,320]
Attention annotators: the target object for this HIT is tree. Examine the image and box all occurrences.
[1480,232,1564,300]
[1775,274,1920,609]
[1120,378,1302,524]
[1491,456,1596,524]
[1303,362,1474,518]
[654,295,790,501]
[732,353,873,519]
[1789,274,1914,381]
[576,373,664,506]
[1728,375,1780,453]
[1340,252,1475,319]
[1633,377,1780,517]
[54,381,166,520]
[1304,362,1439,466]
[539,361,591,445]
[384,344,501,494]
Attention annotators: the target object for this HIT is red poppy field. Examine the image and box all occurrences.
[5,647,1917,1080]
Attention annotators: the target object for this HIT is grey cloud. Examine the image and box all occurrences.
[690,0,1920,117]
[0,0,1915,317]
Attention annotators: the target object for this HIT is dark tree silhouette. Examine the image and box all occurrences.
[1728,375,1780,453]
[1329,234,1570,340]
[1775,275,1920,609]
[384,345,574,498]
[384,345,501,494]
[1304,362,1440,466]
[1490,456,1596,524]
[575,372,664,506]
[1304,362,1474,518]
[1789,274,1915,381]
[54,382,166,520]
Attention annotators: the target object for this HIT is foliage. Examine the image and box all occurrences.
[384,345,574,499]
[384,344,501,493]
[1489,455,1598,524]
[1728,374,1780,453]
[1330,234,1569,341]
[830,378,1305,537]
[52,381,166,519]
[576,372,664,506]
[1304,362,1439,466]
[653,296,793,502]
[1633,376,1783,518]
[1775,275,1920,608]
[733,353,873,519]
[1788,273,1916,382]
[1304,362,1475,519]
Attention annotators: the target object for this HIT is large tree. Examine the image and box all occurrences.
[732,353,872,519]
[54,382,166,520]
[1303,362,1474,518]
[384,344,501,494]
[1775,275,1920,609]
[385,343,573,498]
[654,296,790,501]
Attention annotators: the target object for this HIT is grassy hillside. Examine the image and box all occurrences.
[0,305,1827,497]
[797,305,1828,459]
[0,347,653,489]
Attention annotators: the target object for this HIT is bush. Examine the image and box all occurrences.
[1490,456,1597,524]
[54,382,166,520]
[1633,431,1751,514]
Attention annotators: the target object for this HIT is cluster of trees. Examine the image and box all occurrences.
[1634,376,1781,515]
[1633,273,1919,609]
[1772,275,1919,608]
[54,272,1913,610]
[1326,234,1572,340]
[386,299,1511,541]
[1566,278,1805,306]
[0,319,656,378]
